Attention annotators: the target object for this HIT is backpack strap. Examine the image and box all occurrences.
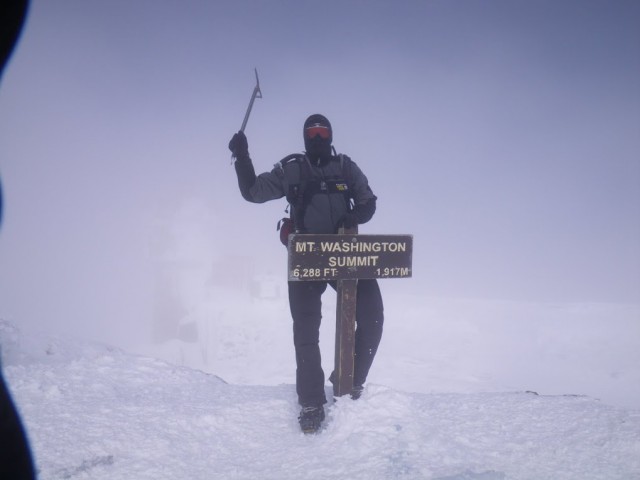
[337,153,354,212]
[277,154,311,232]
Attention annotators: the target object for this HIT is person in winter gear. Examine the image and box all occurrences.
[229,114,384,433]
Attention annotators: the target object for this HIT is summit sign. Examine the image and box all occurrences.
[288,234,413,281]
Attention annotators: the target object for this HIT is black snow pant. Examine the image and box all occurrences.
[288,279,384,407]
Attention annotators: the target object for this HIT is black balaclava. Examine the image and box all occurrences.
[303,114,333,165]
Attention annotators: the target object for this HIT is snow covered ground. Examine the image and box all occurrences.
[134,285,640,410]
[2,289,640,479]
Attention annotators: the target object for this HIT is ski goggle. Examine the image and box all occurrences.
[305,125,331,139]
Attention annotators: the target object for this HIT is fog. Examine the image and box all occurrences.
[0,1,638,349]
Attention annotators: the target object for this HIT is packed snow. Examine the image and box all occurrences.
[2,288,639,480]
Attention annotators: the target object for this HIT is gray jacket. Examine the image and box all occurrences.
[234,153,377,234]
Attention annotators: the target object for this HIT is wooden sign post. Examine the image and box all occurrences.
[334,226,358,397]
[288,230,413,397]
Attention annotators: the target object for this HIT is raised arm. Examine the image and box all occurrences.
[228,131,285,204]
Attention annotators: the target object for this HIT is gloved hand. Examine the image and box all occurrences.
[228,130,249,158]
[339,213,359,229]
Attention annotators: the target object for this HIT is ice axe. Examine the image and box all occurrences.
[240,68,262,132]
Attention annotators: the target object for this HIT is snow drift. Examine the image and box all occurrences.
[2,320,639,480]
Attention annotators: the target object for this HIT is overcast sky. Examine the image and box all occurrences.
[0,1,638,340]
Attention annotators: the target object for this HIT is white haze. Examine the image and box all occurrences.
[0,0,638,407]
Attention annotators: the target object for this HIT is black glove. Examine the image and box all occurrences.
[228,130,249,158]
[339,213,359,229]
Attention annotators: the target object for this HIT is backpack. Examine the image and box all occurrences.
[276,152,354,246]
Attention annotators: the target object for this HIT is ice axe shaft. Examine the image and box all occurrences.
[240,68,262,132]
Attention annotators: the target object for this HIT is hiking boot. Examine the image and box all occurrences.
[298,405,325,434]
[350,384,364,400]
[329,371,364,400]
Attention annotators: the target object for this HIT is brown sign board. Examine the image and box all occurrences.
[288,234,413,281]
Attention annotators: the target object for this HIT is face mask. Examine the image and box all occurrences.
[305,135,332,163]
